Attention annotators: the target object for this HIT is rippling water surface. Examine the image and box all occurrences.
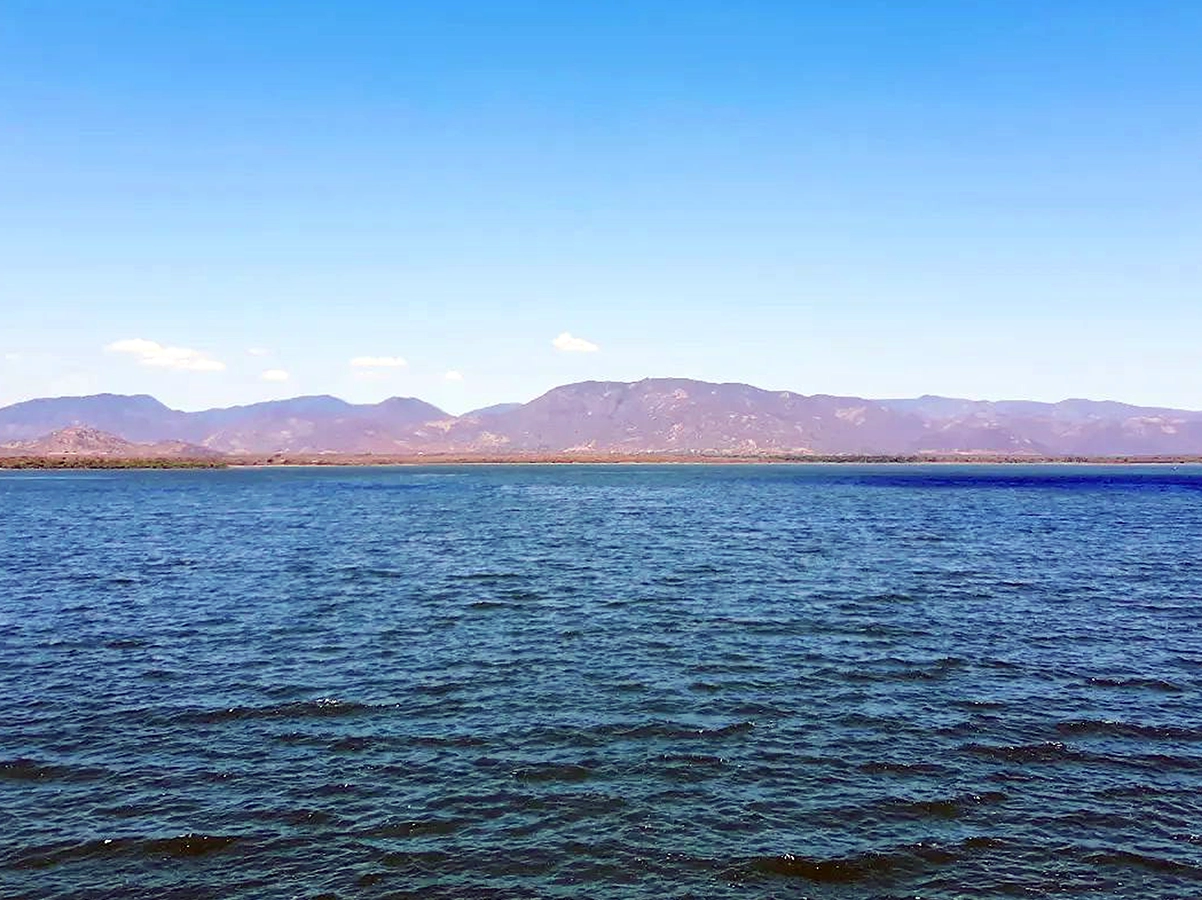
[3,464,1202,899]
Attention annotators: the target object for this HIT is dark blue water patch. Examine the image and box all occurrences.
[3,464,1202,899]
[7,833,243,870]
[0,757,111,783]
[1056,719,1202,741]
[836,471,1202,493]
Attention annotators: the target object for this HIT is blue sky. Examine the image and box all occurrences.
[1,1,1200,413]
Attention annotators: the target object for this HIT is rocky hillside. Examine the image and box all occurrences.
[0,426,223,459]
[2,379,1201,456]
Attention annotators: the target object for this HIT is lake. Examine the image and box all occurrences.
[3,465,1201,898]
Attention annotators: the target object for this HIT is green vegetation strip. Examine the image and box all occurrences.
[0,457,228,469]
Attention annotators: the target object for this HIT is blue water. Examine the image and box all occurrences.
[2,465,1202,899]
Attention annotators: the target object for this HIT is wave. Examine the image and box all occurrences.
[410,734,489,748]
[748,851,903,883]
[358,818,463,838]
[511,763,594,782]
[949,698,1009,710]
[963,740,1202,773]
[339,566,407,580]
[858,760,951,776]
[7,833,240,870]
[1085,849,1202,878]
[740,837,1006,884]
[1056,719,1202,741]
[659,753,726,766]
[842,656,968,683]
[451,571,526,582]
[1120,752,1202,772]
[599,720,755,740]
[961,741,1086,763]
[0,758,108,783]
[877,792,1008,821]
[103,637,149,649]
[1086,676,1184,692]
[170,698,380,724]
[246,808,334,827]
[738,839,1202,888]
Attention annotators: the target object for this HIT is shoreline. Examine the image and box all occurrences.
[5,453,1202,470]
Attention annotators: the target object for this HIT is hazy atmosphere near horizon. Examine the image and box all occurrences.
[6,5,1202,900]
[2,1,1201,413]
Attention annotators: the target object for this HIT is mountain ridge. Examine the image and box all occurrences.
[2,378,1201,456]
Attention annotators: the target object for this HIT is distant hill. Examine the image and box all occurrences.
[0,394,449,455]
[437,380,926,453]
[0,426,223,459]
[0,394,185,443]
[181,395,448,454]
[2,379,1201,456]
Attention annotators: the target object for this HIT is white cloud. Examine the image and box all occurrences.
[552,332,599,353]
[261,369,290,382]
[247,347,271,357]
[349,355,407,368]
[105,338,226,372]
[444,370,464,382]
[2,352,20,363]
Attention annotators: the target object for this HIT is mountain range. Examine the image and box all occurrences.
[2,378,1202,457]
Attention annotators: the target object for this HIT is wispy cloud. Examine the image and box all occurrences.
[106,338,226,372]
[247,347,271,357]
[261,369,290,382]
[552,332,599,353]
[444,370,464,382]
[349,355,407,368]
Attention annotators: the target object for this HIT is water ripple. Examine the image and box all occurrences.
[3,464,1202,898]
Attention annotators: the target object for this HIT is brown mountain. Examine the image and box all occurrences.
[183,395,448,454]
[2,379,1202,456]
[0,394,447,454]
[0,426,223,459]
[878,395,1202,455]
[0,394,184,443]
[434,379,926,453]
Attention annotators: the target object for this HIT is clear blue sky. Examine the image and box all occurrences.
[2,1,1200,413]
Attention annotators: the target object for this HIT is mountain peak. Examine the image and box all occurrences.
[33,425,134,453]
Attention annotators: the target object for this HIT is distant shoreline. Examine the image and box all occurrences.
[5,453,1202,470]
